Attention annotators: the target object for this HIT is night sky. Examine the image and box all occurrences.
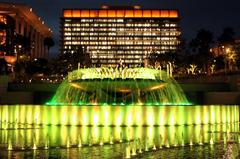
[6,0,240,58]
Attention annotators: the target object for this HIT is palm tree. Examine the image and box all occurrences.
[44,37,55,54]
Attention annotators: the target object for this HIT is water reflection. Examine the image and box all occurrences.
[0,123,239,156]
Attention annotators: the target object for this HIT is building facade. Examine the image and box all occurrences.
[61,6,181,67]
[0,2,52,61]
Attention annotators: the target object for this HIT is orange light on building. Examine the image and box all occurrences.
[99,10,108,17]
[161,10,169,17]
[4,56,17,64]
[63,10,72,17]
[81,10,90,17]
[90,10,98,17]
[152,10,160,18]
[72,10,80,17]
[108,10,116,17]
[116,10,125,17]
[63,9,178,18]
[169,10,178,18]
[134,10,142,17]
[125,10,134,17]
[143,10,151,17]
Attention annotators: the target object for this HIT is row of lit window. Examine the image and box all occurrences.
[78,19,173,23]
[64,37,179,42]
[64,45,177,50]
[65,36,177,40]
[64,33,179,37]
[64,31,179,36]
[80,19,124,22]
[88,46,177,50]
[64,41,178,45]
[116,41,178,45]
[67,26,179,31]
[64,40,179,44]
[64,28,178,33]
[91,59,142,63]
[64,26,178,31]
[64,22,177,27]
[63,49,171,55]
[91,55,145,59]
[65,47,178,52]
[67,18,175,23]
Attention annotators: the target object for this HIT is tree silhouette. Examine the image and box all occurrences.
[0,58,8,75]
[44,37,55,53]
[14,34,31,54]
[189,29,214,74]
[218,27,235,45]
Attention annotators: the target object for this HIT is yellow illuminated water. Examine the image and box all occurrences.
[0,104,239,151]
[0,105,238,126]
[0,123,239,150]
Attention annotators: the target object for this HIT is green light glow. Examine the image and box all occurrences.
[0,105,239,126]
[48,67,190,106]
[1,68,239,153]
[1,123,238,151]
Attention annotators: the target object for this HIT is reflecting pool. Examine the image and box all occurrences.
[0,122,239,158]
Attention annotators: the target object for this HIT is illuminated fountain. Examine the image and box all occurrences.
[0,67,239,158]
[50,67,188,106]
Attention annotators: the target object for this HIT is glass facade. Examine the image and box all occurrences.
[61,8,181,67]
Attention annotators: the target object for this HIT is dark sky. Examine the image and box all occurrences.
[7,0,240,58]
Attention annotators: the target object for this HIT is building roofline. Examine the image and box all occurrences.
[0,2,52,37]
[62,8,180,19]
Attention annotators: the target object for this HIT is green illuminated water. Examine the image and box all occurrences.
[49,67,189,105]
[0,121,239,158]
[0,67,239,158]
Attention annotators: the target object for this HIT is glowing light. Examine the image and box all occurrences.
[127,114,132,126]
[93,114,99,125]
[82,114,87,125]
[104,110,109,126]
[70,83,85,90]
[116,116,121,126]
[63,9,179,18]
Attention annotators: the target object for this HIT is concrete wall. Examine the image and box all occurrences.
[178,74,240,91]
[0,76,8,92]
[204,92,240,104]
[0,92,33,104]
[2,75,240,105]
[0,76,33,104]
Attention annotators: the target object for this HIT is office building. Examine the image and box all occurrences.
[61,6,180,67]
[0,2,52,62]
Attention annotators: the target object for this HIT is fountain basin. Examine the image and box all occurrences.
[50,68,189,105]
[0,105,238,126]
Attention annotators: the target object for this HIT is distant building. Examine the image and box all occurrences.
[61,5,181,67]
[0,2,52,62]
